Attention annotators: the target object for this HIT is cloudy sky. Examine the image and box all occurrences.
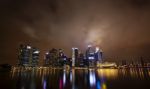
[1,0,150,64]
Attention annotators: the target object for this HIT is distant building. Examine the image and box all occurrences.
[95,47,103,62]
[18,44,104,67]
[86,45,96,67]
[18,44,40,67]
[85,45,103,67]
[18,44,31,66]
[78,53,85,67]
[32,47,40,67]
[49,48,58,66]
[44,52,50,66]
[58,49,66,66]
[86,45,95,59]
[44,48,68,67]
[72,48,78,67]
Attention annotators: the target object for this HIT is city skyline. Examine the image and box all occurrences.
[1,1,150,89]
[1,0,150,65]
[16,44,149,66]
[18,44,104,66]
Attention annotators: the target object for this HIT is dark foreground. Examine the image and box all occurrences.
[0,68,150,89]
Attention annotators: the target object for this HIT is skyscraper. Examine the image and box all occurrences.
[19,44,32,66]
[48,48,58,66]
[72,48,78,67]
[78,53,84,67]
[32,47,40,67]
[18,44,40,67]
[58,49,66,66]
[85,45,96,67]
[86,45,95,60]
[44,52,50,66]
[95,47,103,63]
[85,45,103,67]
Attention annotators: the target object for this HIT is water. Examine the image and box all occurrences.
[1,68,150,89]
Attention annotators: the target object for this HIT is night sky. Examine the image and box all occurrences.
[1,0,150,65]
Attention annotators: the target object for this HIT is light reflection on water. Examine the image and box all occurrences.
[9,68,150,89]
[97,69,118,79]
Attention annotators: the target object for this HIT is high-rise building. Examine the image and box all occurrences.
[18,44,40,67]
[95,47,103,62]
[58,49,64,57]
[78,53,84,67]
[72,48,78,67]
[44,52,50,66]
[19,44,31,66]
[86,45,95,60]
[58,49,66,66]
[49,48,58,66]
[32,47,40,67]
[85,45,96,67]
[85,45,103,67]
[44,48,68,67]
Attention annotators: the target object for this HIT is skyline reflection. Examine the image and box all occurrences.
[9,68,150,89]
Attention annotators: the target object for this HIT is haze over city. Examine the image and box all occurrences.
[1,0,150,64]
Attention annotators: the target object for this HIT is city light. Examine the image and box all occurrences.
[89,70,96,87]
[45,52,49,55]
[27,45,31,49]
[102,83,107,89]
[63,71,66,86]
[89,57,95,60]
[97,69,118,79]
[2,1,150,89]
[88,44,92,48]
[95,47,99,53]
[33,50,40,54]
[43,78,47,89]
[96,80,101,89]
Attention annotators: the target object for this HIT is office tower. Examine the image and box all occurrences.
[44,52,50,66]
[72,48,78,67]
[85,45,96,67]
[86,45,95,60]
[44,49,57,66]
[18,44,40,67]
[18,44,32,66]
[32,47,40,67]
[58,49,66,66]
[49,48,58,66]
[78,53,84,67]
[95,47,103,63]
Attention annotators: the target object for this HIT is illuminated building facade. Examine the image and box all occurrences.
[19,44,32,66]
[18,44,40,67]
[49,48,58,66]
[32,47,40,67]
[44,48,68,67]
[95,47,103,62]
[72,48,78,67]
[58,49,67,66]
[44,52,50,66]
[78,53,85,67]
[86,45,96,67]
[18,44,103,67]
[85,45,103,67]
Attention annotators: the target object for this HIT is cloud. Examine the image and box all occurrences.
[1,0,150,64]
[23,26,37,39]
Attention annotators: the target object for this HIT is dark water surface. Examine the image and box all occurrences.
[0,68,150,89]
